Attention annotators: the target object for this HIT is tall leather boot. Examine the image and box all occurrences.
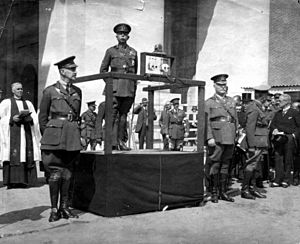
[241,171,256,200]
[250,171,267,198]
[219,173,234,202]
[211,174,219,203]
[59,178,78,219]
[48,178,61,222]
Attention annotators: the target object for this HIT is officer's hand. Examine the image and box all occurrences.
[184,132,189,138]
[13,115,20,122]
[166,134,170,140]
[207,138,216,147]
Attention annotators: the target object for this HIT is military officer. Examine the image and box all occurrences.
[81,101,98,150]
[100,23,138,150]
[241,85,271,200]
[205,74,238,203]
[166,98,189,151]
[39,56,81,222]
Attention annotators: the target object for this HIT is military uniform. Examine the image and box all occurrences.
[205,74,237,203]
[39,56,81,222]
[100,23,138,150]
[81,101,98,150]
[241,99,270,199]
[166,98,189,151]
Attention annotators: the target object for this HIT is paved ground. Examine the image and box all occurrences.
[0,166,300,244]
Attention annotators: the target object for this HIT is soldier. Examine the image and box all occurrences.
[241,85,272,200]
[205,74,237,203]
[166,98,189,151]
[81,101,98,150]
[39,56,81,222]
[159,100,171,150]
[100,23,138,150]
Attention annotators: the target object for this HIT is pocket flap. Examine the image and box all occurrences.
[46,119,65,128]
[255,127,269,136]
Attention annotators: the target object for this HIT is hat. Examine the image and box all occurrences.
[253,84,271,91]
[54,56,78,69]
[141,97,148,102]
[170,98,180,105]
[87,101,96,107]
[113,23,131,34]
[211,74,228,85]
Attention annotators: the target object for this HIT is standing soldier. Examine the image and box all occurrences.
[159,100,171,150]
[100,23,138,150]
[81,101,98,150]
[205,74,237,203]
[39,56,81,222]
[241,85,271,200]
[166,98,189,151]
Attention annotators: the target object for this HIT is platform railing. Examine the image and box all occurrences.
[74,72,206,154]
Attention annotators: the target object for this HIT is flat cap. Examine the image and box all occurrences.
[170,98,180,104]
[54,56,78,69]
[87,101,96,107]
[211,74,228,85]
[113,23,131,34]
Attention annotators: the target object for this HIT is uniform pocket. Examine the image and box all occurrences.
[41,120,64,146]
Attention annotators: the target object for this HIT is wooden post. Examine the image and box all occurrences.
[104,77,113,154]
[197,85,205,153]
[146,88,154,149]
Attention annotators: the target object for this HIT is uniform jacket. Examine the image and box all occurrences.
[166,108,189,139]
[205,95,238,145]
[245,100,270,148]
[159,109,170,135]
[95,101,105,140]
[270,107,300,138]
[81,109,97,139]
[133,104,157,133]
[0,98,41,162]
[100,44,138,97]
[39,81,82,151]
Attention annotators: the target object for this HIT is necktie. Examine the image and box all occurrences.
[66,84,71,94]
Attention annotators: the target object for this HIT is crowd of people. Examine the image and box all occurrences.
[0,22,299,223]
[204,74,300,203]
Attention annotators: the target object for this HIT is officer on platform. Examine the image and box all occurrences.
[81,101,99,150]
[166,98,189,151]
[205,74,238,203]
[39,56,81,222]
[100,23,138,150]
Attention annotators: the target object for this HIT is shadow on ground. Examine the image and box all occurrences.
[0,206,49,225]
[0,177,48,189]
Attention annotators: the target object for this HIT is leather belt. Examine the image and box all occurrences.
[171,122,183,125]
[210,116,234,123]
[51,114,78,122]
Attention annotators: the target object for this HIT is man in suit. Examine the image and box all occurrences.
[159,100,171,150]
[39,56,81,222]
[205,74,238,203]
[166,98,189,151]
[133,98,157,149]
[100,23,138,150]
[270,94,300,188]
[81,101,98,150]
